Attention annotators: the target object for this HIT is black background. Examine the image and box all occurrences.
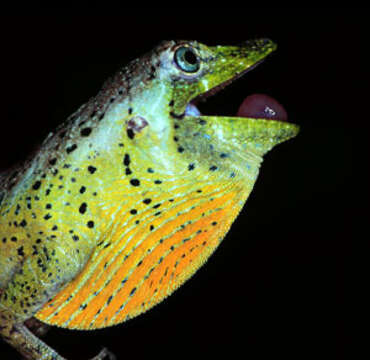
[0,9,360,360]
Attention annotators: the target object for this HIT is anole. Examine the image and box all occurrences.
[0,39,299,359]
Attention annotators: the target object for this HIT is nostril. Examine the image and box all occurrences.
[260,38,271,46]
[245,38,273,49]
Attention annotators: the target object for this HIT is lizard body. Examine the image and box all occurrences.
[0,39,299,359]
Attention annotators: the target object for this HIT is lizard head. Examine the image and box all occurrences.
[129,39,299,181]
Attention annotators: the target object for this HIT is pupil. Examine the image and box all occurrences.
[184,50,197,65]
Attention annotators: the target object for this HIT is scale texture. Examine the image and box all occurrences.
[0,39,298,359]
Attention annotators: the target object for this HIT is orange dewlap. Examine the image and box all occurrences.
[35,186,242,329]
[37,185,224,320]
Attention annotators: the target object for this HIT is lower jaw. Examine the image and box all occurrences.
[183,114,299,157]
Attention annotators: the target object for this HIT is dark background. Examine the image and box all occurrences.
[0,9,360,360]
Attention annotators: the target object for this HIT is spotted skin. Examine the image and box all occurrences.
[0,39,299,359]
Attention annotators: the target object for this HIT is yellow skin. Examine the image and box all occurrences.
[0,39,299,359]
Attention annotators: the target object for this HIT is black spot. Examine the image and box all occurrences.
[46,204,52,209]
[44,214,52,220]
[150,225,155,231]
[153,203,161,209]
[66,144,77,154]
[99,113,105,121]
[220,153,228,158]
[79,203,87,214]
[32,181,41,190]
[212,221,218,226]
[143,198,152,205]
[130,178,140,186]
[154,180,162,184]
[199,119,207,125]
[123,154,131,166]
[49,158,57,165]
[127,128,135,139]
[80,128,92,137]
[52,225,58,231]
[20,219,27,227]
[125,168,132,175]
[188,163,195,171]
[177,146,184,153]
[209,165,218,171]
[147,168,154,173]
[17,246,25,256]
[88,166,97,174]
[87,221,94,228]
[79,186,86,194]
[130,287,137,296]
[128,108,133,114]
[73,235,79,242]
[130,209,137,215]
[169,100,174,106]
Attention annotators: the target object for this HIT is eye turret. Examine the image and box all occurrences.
[174,46,200,73]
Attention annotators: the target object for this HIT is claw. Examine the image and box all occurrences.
[90,347,116,360]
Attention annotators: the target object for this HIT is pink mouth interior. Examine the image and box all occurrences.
[186,93,288,122]
[237,93,288,121]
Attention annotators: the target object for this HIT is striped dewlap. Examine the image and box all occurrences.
[35,184,242,329]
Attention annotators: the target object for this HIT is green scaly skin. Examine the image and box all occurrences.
[0,39,299,359]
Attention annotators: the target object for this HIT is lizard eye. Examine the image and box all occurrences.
[174,46,200,73]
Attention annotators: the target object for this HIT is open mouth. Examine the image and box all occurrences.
[185,93,288,122]
[184,60,288,123]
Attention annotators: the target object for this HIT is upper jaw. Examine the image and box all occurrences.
[183,42,276,122]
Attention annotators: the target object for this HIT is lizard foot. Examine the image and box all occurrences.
[90,347,116,360]
[25,317,51,337]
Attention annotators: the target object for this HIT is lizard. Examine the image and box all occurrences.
[0,39,299,359]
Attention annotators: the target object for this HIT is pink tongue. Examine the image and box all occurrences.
[237,93,288,121]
